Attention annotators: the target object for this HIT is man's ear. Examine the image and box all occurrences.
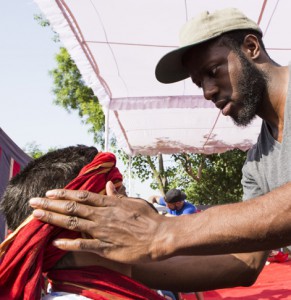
[242,34,261,60]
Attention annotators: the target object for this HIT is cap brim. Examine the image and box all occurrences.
[155,26,262,84]
[155,44,194,84]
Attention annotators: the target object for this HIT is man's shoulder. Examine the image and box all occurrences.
[184,200,195,207]
[245,121,273,163]
[159,197,166,205]
[182,201,196,213]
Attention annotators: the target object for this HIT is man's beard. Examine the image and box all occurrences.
[231,53,268,127]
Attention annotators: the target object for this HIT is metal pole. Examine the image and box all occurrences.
[128,155,132,196]
[104,106,109,151]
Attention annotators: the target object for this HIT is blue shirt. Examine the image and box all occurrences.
[159,197,197,216]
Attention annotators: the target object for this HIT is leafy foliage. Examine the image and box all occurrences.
[23,142,43,159]
[117,149,247,204]
[172,150,247,205]
[22,142,56,159]
[50,48,105,146]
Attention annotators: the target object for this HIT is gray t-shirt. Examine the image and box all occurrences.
[241,67,291,200]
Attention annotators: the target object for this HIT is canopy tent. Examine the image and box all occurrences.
[0,128,32,242]
[34,0,291,156]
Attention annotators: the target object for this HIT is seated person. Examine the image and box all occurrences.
[0,145,164,300]
[149,189,196,216]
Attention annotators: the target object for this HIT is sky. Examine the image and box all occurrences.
[0,0,155,198]
[0,0,95,152]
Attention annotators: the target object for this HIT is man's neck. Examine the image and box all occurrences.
[257,65,289,142]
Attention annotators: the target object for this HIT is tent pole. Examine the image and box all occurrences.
[104,106,109,152]
[128,155,132,196]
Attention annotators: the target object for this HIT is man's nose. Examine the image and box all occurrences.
[202,80,218,102]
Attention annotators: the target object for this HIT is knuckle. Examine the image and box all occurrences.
[40,198,50,209]
[133,212,141,220]
[67,216,79,230]
[77,190,90,201]
[55,189,67,198]
[46,212,53,224]
[65,200,78,214]
[98,195,107,207]
[78,239,91,250]
[74,238,96,251]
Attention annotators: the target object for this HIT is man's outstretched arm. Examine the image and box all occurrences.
[132,251,269,292]
[29,181,291,263]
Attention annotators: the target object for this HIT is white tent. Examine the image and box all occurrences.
[34,0,291,156]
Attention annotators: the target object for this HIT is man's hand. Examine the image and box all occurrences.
[29,181,171,264]
[147,195,160,204]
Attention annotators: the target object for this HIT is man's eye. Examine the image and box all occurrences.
[208,66,218,77]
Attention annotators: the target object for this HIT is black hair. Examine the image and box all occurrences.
[218,29,266,53]
[0,145,98,230]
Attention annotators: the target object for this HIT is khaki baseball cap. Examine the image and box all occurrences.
[155,8,262,84]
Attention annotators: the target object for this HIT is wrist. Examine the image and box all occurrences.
[150,216,179,260]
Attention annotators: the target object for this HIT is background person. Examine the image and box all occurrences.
[28,7,291,292]
[149,189,197,216]
[160,189,197,216]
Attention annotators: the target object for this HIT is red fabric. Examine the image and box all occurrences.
[181,261,291,300]
[48,266,164,300]
[267,251,289,263]
[11,159,21,177]
[0,152,129,300]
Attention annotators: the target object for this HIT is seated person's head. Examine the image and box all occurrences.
[0,145,98,231]
[0,145,130,275]
[165,189,186,211]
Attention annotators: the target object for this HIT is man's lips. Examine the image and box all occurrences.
[214,99,232,116]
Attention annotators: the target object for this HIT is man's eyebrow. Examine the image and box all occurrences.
[191,76,201,88]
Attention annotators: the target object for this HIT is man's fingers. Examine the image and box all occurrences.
[45,189,113,206]
[105,181,118,196]
[30,190,116,212]
[46,189,90,200]
[52,238,131,263]
[52,238,108,254]
[32,209,97,233]
[30,197,97,219]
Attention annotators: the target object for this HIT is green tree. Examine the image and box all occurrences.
[172,150,247,205]
[23,142,55,159]
[120,150,247,205]
[23,142,44,159]
[128,154,170,196]
[34,14,104,146]
[50,47,105,146]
